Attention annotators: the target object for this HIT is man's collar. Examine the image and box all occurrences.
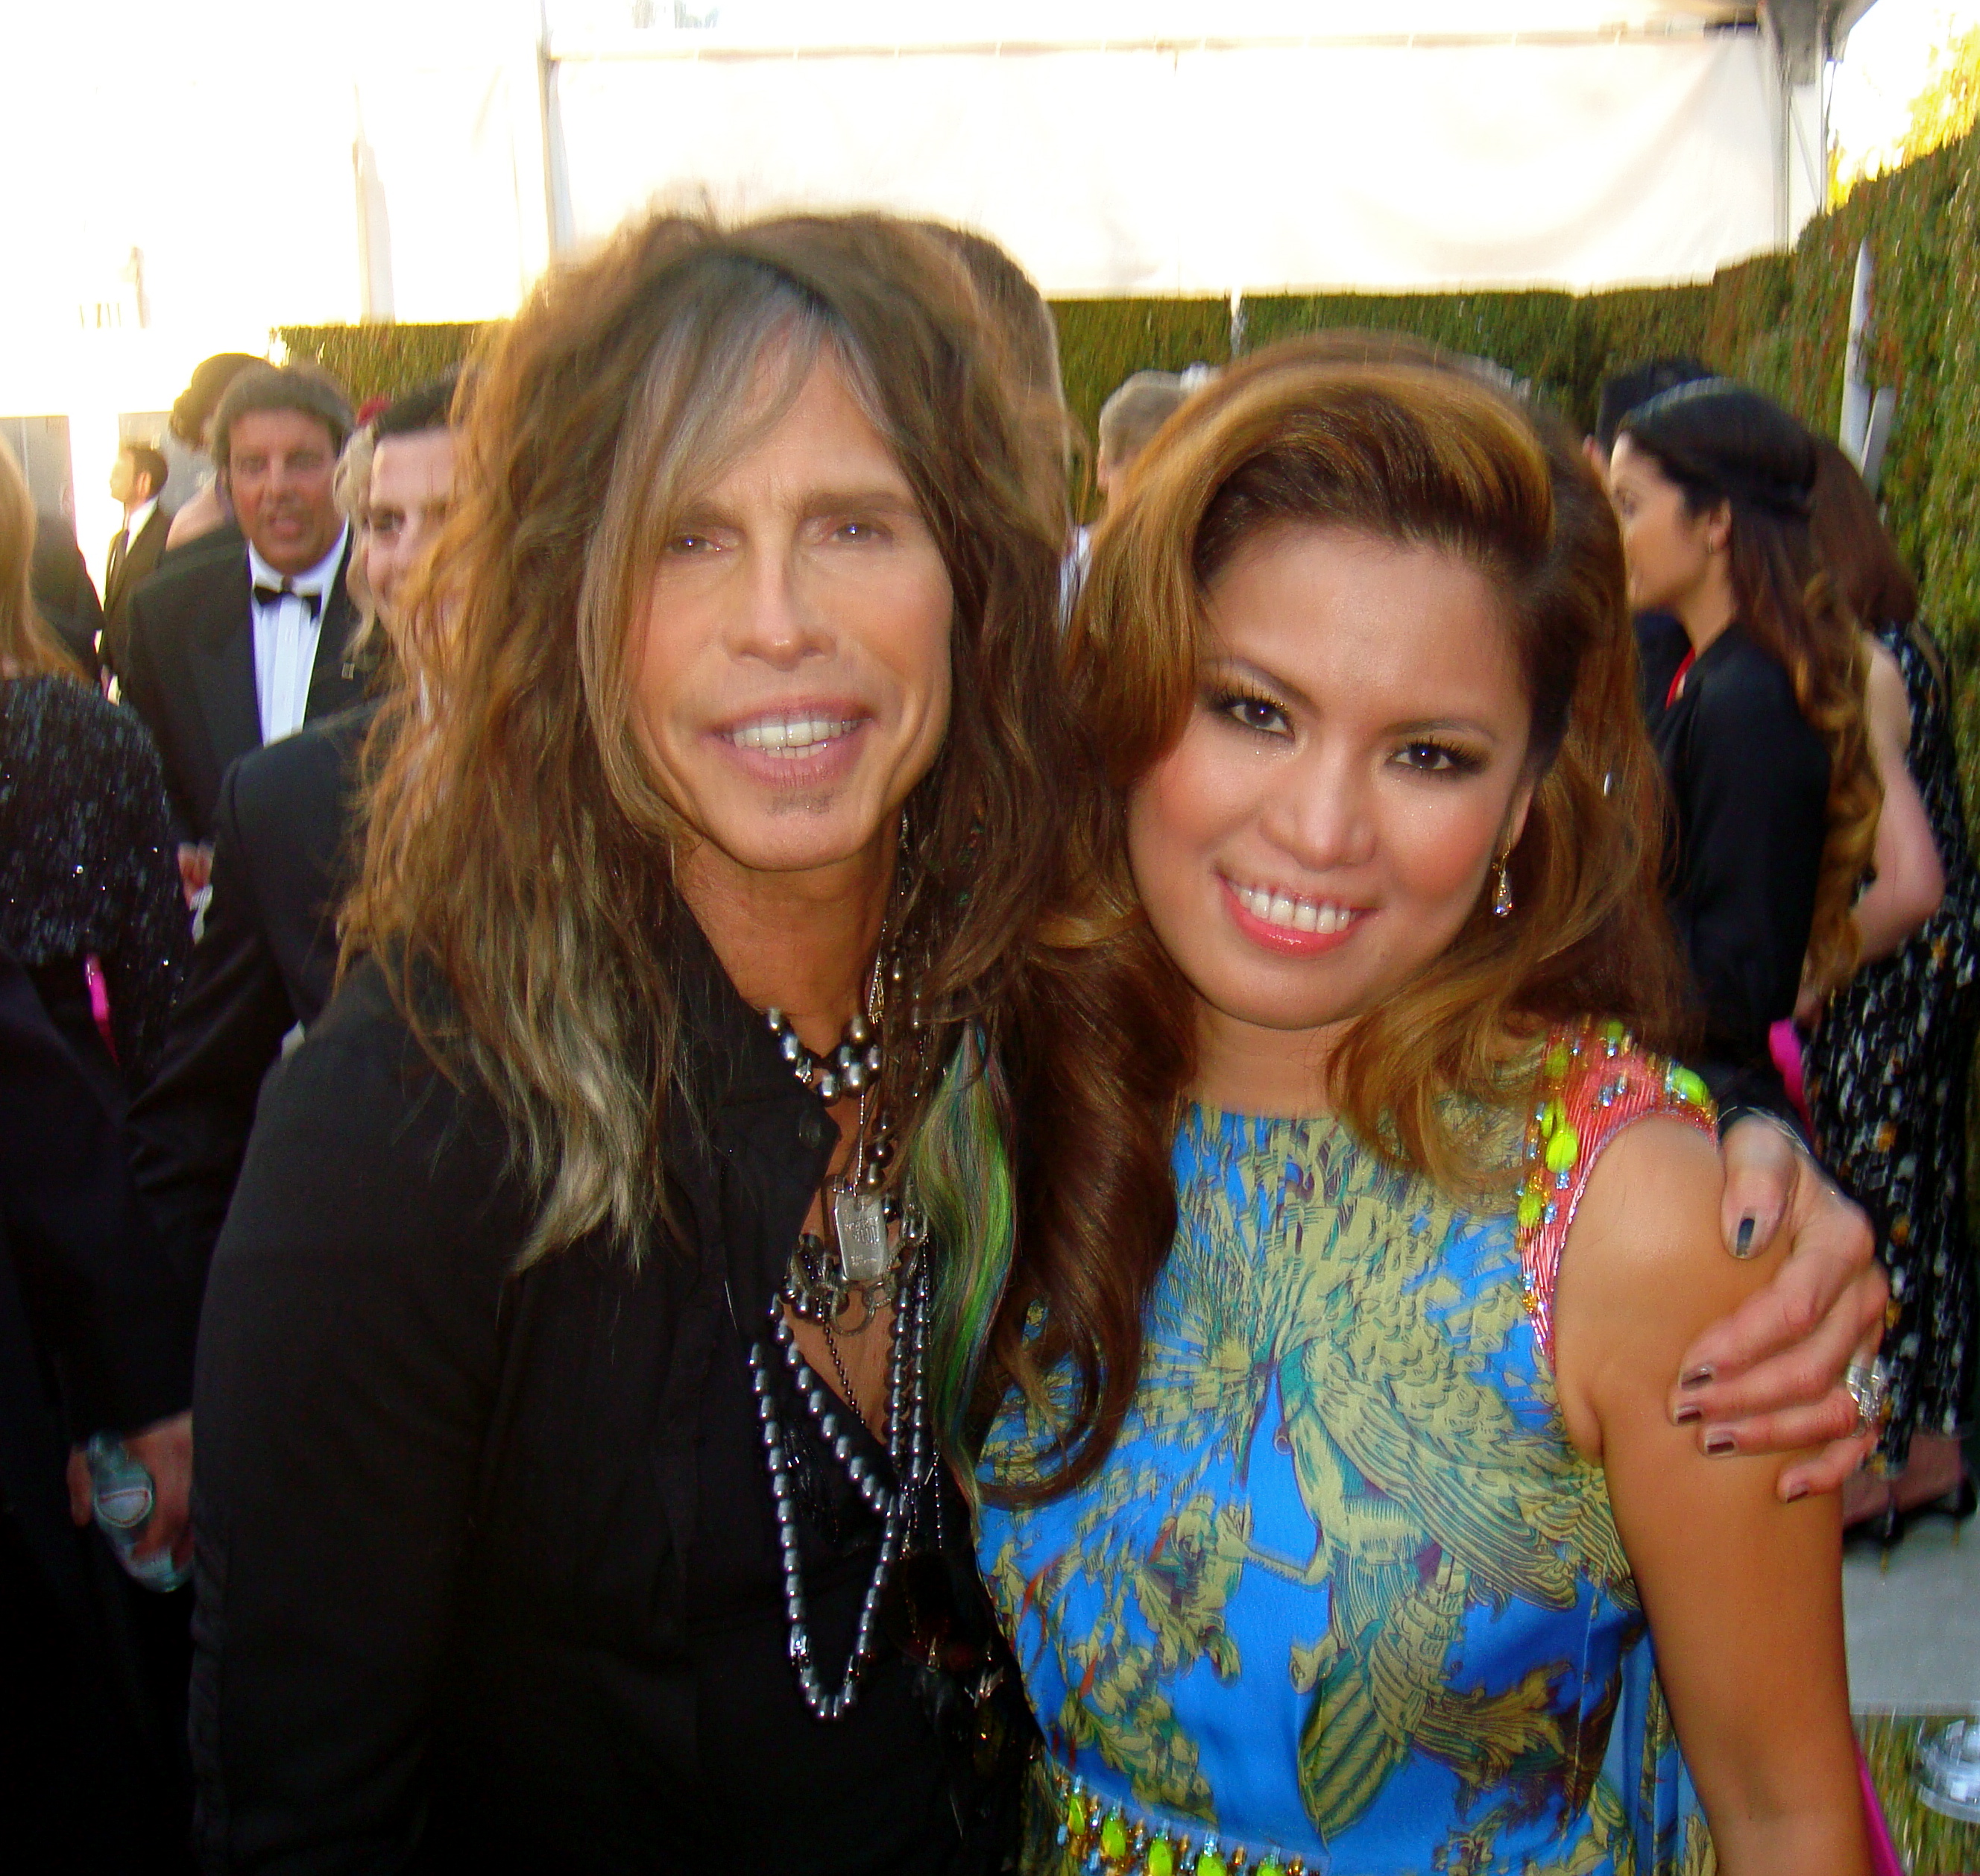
[248,522,349,597]
[124,497,159,539]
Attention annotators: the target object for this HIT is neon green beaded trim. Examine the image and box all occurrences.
[1042,1764,1308,1876]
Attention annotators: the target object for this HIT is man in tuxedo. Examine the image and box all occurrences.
[130,375,458,1295]
[101,441,171,676]
[119,365,364,886]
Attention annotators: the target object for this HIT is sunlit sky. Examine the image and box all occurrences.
[1832,0,1980,176]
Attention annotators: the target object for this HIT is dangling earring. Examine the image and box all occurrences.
[1491,852,1514,919]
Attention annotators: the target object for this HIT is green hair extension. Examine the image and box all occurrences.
[913,1025,1018,1487]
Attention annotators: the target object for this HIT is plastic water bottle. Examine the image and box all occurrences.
[83,1433,189,1592]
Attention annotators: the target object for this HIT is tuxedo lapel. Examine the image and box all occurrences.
[306,538,367,720]
[189,555,263,768]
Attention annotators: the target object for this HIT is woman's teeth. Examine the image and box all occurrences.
[1231,881,1357,934]
[726,715,858,758]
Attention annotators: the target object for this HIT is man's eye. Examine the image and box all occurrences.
[833,519,887,544]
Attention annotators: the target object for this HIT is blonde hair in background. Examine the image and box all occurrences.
[331,426,380,667]
[0,438,84,682]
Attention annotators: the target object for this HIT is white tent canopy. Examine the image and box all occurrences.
[2,1,1876,557]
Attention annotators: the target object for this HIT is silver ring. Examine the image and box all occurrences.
[1843,1357,1892,1436]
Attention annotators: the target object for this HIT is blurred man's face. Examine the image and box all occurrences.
[363,430,456,625]
[227,410,341,575]
[109,450,139,506]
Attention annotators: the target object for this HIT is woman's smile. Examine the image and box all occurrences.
[1220,873,1369,954]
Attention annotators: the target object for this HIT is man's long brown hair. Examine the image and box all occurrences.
[986,345,1691,1499]
[344,213,1076,1265]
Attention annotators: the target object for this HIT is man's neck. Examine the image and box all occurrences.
[675,836,896,1055]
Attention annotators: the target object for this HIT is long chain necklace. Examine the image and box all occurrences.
[751,939,933,1720]
[766,952,928,1334]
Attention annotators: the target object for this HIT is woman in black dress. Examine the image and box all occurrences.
[1609,383,1880,1122]
[1803,440,1977,1541]
[0,439,188,1104]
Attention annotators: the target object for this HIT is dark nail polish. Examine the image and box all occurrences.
[1734,1215,1756,1256]
[1705,1431,1737,1456]
[1674,1403,1703,1424]
[1680,1364,1715,1389]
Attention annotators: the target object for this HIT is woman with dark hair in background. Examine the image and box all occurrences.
[1609,382,1881,1122]
[1802,438,1977,1543]
[0,438,188,1106]
[157,351,262,564]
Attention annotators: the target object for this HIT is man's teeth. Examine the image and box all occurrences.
[1231,881,1357,934]
[727,716,857,757]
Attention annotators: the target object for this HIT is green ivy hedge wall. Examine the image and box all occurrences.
[277,123,1980,797]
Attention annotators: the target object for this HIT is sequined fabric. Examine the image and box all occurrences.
[1806,623,1979,1470]
[979,1043,1715,1875]
[0,675,188,1086]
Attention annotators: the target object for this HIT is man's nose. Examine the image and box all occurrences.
[728,550,829,667]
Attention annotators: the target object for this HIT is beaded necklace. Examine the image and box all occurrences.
[751,944,936,1720]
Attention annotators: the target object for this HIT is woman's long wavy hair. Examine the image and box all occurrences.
[0,440,81,681]
[344,212,1076,1267]
[964,344,1693,1499]
[1620,383,1879,994]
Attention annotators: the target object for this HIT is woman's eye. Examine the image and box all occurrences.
[1395,740,1479,774]
[833,519,886,544]
[1212,692,1291,737]
[666,532,716,555]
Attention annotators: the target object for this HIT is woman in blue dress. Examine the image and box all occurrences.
[953,350,1867,1874]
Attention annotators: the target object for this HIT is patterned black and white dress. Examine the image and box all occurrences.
[1806,622,1979,1468]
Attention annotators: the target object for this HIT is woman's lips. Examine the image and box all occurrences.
[1220,874,1369,957]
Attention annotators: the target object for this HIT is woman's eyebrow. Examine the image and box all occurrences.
[1203,653,1313,711]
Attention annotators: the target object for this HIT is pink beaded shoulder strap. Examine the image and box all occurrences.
[1515,1019,1718,1367]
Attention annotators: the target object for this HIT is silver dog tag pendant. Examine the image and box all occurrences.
[832,1189,892,1283]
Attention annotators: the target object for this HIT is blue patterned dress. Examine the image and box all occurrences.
[977,1095,1714,1875]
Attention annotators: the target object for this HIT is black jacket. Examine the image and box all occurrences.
[30,517,106,679]
[1639,615,1831,1116]
[190,929,1019,1874]
[0,946,195,1621]
[119,540,365,844]
[129,703,375,1294]
[103,506,171,670]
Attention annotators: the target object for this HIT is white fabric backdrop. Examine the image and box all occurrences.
[550,32,1790,295]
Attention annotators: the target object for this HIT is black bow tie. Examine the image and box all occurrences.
[253,581,325,620]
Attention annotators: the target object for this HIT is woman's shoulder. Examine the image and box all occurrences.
[1689,628,1808,723]
[2,675,163,772]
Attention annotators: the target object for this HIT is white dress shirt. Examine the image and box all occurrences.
[120,496,160,553]
[248,526,347,744]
